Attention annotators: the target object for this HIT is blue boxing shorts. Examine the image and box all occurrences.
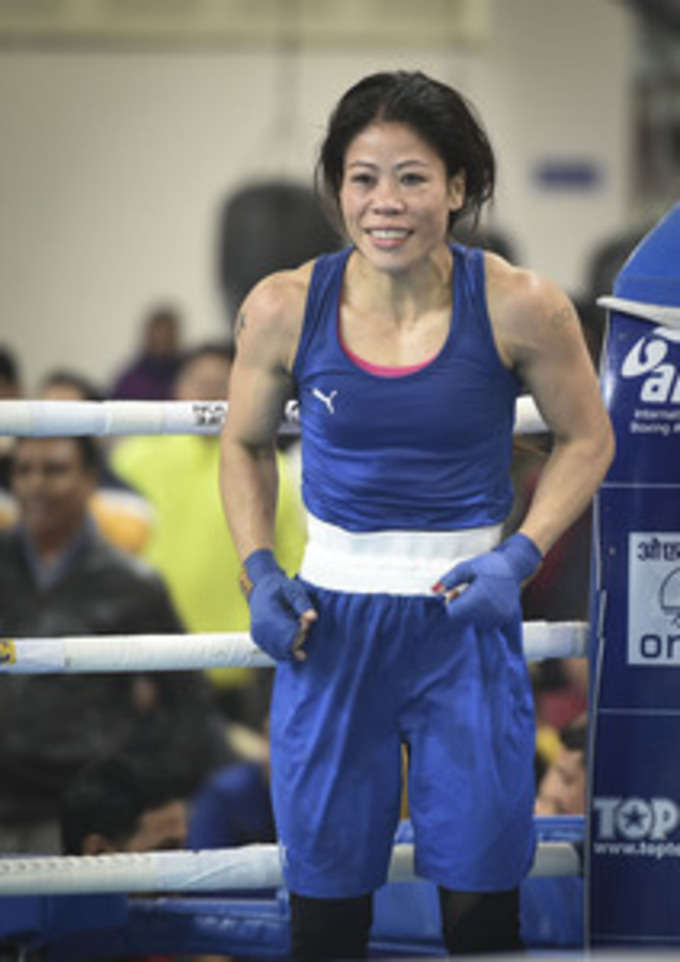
[268,517,537,898]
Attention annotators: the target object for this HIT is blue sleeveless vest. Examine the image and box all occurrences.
[292,244,521,532]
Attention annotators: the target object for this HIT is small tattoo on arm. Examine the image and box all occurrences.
[548,305,574,328]
[235,312,247,338]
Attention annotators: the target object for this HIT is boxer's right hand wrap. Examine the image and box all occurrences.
[240,549,314,661]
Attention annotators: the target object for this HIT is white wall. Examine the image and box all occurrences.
[0,0,634,392]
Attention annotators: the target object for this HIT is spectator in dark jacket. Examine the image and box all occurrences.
[0,435,232,854]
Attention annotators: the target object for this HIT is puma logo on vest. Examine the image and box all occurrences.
[312,387,338,414]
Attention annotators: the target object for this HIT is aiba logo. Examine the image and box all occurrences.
[621,326,680,404]
[593,796,680,841]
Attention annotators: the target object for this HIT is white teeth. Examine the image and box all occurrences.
[370,229,408,239]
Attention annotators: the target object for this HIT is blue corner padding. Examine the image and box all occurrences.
[0,893,127,940]
[614,203,680,306]
[0,895,44,939]
[44,896,292,961]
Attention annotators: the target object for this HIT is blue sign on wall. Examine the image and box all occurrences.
[533,159,603,189]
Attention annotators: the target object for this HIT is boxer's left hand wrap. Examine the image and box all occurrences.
[240,549,315,661]
[433,532,542,631]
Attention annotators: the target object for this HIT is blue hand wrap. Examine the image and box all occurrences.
[436,532,542,631]
[241,549,315,662]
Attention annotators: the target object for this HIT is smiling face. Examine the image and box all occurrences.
[338,121,465,275]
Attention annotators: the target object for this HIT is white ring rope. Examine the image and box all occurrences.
[0,399,271,437]
[0,840,579,896]
[0,396,547,437]
[0,621,587,674]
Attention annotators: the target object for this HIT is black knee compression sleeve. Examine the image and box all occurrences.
[289,891,373,961]
[439,887,523,955]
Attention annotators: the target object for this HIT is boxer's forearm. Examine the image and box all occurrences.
[220,436,279,562]
[518,429,614,556]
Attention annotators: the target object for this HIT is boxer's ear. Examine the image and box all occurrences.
[448,169,466,213]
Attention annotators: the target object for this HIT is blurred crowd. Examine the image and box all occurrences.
[0,317,305,860]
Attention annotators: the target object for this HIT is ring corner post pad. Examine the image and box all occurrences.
[587,203,680,950]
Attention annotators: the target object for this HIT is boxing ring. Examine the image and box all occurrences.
[0,395,585,958]
[0,204,678,958]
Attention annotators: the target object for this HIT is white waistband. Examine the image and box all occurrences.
[299,514,502,595]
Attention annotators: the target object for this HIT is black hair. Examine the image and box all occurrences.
[13,435,102,475]
[560,717,587,756]
[316,70,496,234]
[59,754,181,855]
[39,368,104,402]
[73,435,102,473]
[146,304,181,326]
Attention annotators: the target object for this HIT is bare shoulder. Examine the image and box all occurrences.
[484,251,582,366]
[235,262,314,371]
[241,262,313,323]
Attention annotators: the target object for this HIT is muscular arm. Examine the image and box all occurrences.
[219,274,302,561]
[488,258,615,556]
